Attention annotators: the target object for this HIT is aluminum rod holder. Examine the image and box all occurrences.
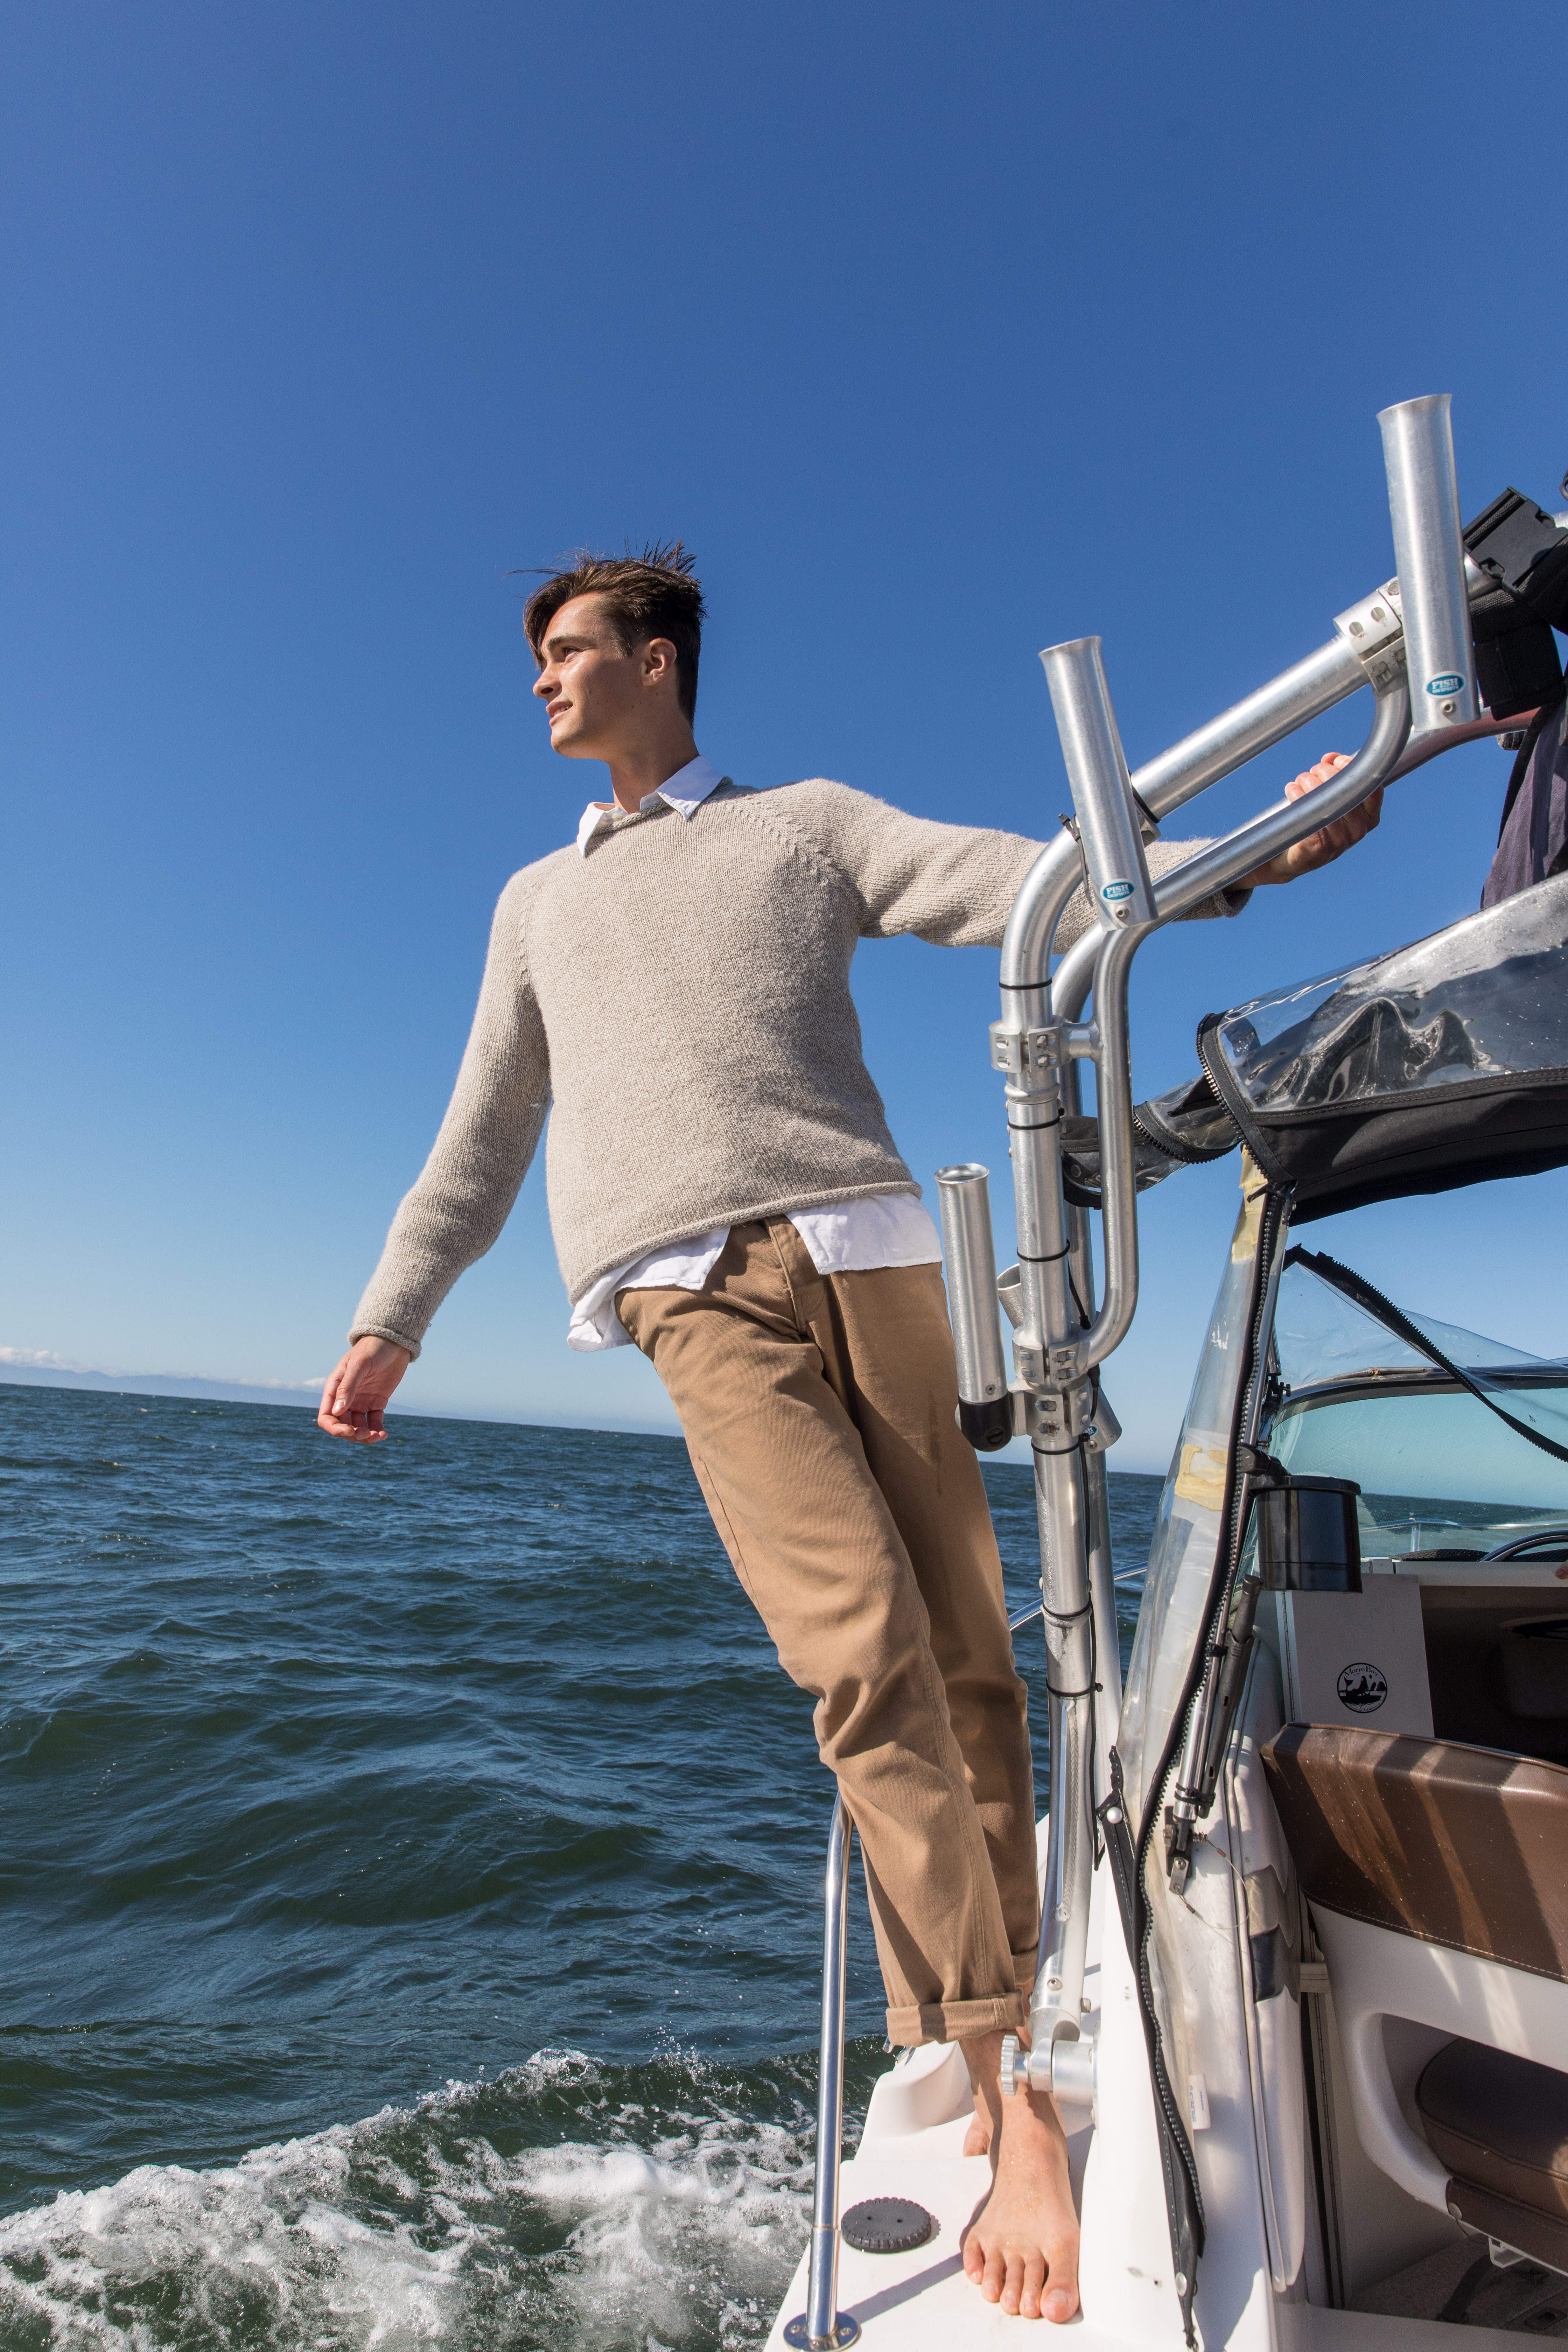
[1379,394,1475,732]
[936,1164,1011,1451]
[1039,638,1159,930]
[784,1797,861,2351]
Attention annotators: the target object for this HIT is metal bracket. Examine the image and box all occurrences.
[1008,1378,1094,1444]
[1333,580,1408,695]
[999,2028,1097,2119]
[989,1020,1062,1082]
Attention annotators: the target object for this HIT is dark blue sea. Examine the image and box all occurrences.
[0,1381,1159,2350]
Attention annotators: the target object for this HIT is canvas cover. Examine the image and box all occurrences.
[1196,872,1568,1220]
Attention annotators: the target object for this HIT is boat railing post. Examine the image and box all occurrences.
[1379,393,1475,734]
[785,1796,861,2352]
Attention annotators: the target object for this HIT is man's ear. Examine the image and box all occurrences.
[641,635,679,691]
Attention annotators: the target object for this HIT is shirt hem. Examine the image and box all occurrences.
[562,1177,924,1304]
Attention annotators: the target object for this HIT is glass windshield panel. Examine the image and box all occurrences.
[1213,876,1568,1114]
[1273,1260,1543,1384]
[1269,1259,1568,1553]
[1269,1386,1568,1554]
[1120,1172,1266,1822]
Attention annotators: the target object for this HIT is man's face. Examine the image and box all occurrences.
[533,593,661,760]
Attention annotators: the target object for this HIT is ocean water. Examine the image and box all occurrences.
[0,1381,1158,2350]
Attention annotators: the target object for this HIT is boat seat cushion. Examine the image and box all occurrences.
[1417,2037,1568,2274]
[1260,1724,1568,1981]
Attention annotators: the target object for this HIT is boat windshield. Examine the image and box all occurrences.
[1268,1260,1568,1558]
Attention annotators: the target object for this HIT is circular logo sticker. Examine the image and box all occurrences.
[1101,879,1134,903]
[1426,673,1465,696]
[1337,1660,1388,1714]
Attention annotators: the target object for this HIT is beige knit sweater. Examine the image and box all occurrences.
[349,780,1242,1356]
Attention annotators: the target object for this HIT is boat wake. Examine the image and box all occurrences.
[0,2048,825,2351]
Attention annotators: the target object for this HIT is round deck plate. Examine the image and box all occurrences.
[842,2195,936,2253]
[782,2317,860,2348]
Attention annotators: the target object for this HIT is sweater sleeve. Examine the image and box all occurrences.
[348,874,550,1358]
[775,780,1249,951]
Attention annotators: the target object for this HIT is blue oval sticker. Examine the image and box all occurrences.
[1426,673,1464,696]
[1101,880,1134,902]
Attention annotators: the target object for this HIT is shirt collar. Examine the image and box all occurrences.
[576,754,725,855]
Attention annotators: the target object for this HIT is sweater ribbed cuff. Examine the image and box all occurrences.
[347,1321,423,1362]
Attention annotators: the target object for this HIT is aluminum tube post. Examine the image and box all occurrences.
[1063,1069,1124,1783]
[1030,1434,1096,2063]
[1039,638,1159,931]
[936,1165,1011,1452]
[1050,678,1412,1021]
[1085,1447,1122,1788]
[1119,540,1497,827]
[1128,635,1364,821]
[788,1798,860,2352]
[998,830,1088,1004]
[1073,925,1142,1374]
[1379,395,1475,732]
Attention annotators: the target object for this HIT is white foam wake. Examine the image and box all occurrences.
[0,2052,812,2350]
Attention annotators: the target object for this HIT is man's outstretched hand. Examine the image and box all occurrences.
[318,1335,412,1444]
[1238,751,1382,888]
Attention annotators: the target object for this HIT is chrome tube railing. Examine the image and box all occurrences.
[965,397,1471,2119]
[785,1797,860,2352]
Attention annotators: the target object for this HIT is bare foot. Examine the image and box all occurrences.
[958,2029,1080,2322]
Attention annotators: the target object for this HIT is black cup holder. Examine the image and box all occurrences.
[1250,1475,1362,1594]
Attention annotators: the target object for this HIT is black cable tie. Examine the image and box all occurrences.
[1046,1681,1096,1700]
[1019,1242,1071,1265]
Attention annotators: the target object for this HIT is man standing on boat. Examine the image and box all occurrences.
[317,545,1378,2323]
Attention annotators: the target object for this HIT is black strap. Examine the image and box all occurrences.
[1496,682,1568,845]
[1284,1246,1568,1468]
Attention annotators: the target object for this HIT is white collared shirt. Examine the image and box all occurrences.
[567,754,941,1349]
[576,751,727,854]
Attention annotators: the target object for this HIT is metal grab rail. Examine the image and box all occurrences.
[785,1797,861,2352]
[943,397,1472,2118]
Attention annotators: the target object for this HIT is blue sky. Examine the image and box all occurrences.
[4,1,1566,1470]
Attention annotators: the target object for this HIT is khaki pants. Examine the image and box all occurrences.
[617,1217,1037,2045]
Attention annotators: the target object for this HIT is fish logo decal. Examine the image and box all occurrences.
[1337,1660,1388,1714]
[1101,880,1134,903]
[1426,674,1465,696]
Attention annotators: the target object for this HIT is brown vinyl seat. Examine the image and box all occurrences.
[1416,2038,1568,2275]
[1262,1724,1568,2269]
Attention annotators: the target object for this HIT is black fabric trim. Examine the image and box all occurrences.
[1284,1246,1568,1469]
[1197,1012,1289,1184]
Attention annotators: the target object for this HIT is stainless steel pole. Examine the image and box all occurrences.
[1379,394,1475,732]
[786,1798,860,2352]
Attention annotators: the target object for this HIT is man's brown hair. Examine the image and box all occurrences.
[523,542,706,721]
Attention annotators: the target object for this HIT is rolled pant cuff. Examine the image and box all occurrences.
[885,1991,1027,2048]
